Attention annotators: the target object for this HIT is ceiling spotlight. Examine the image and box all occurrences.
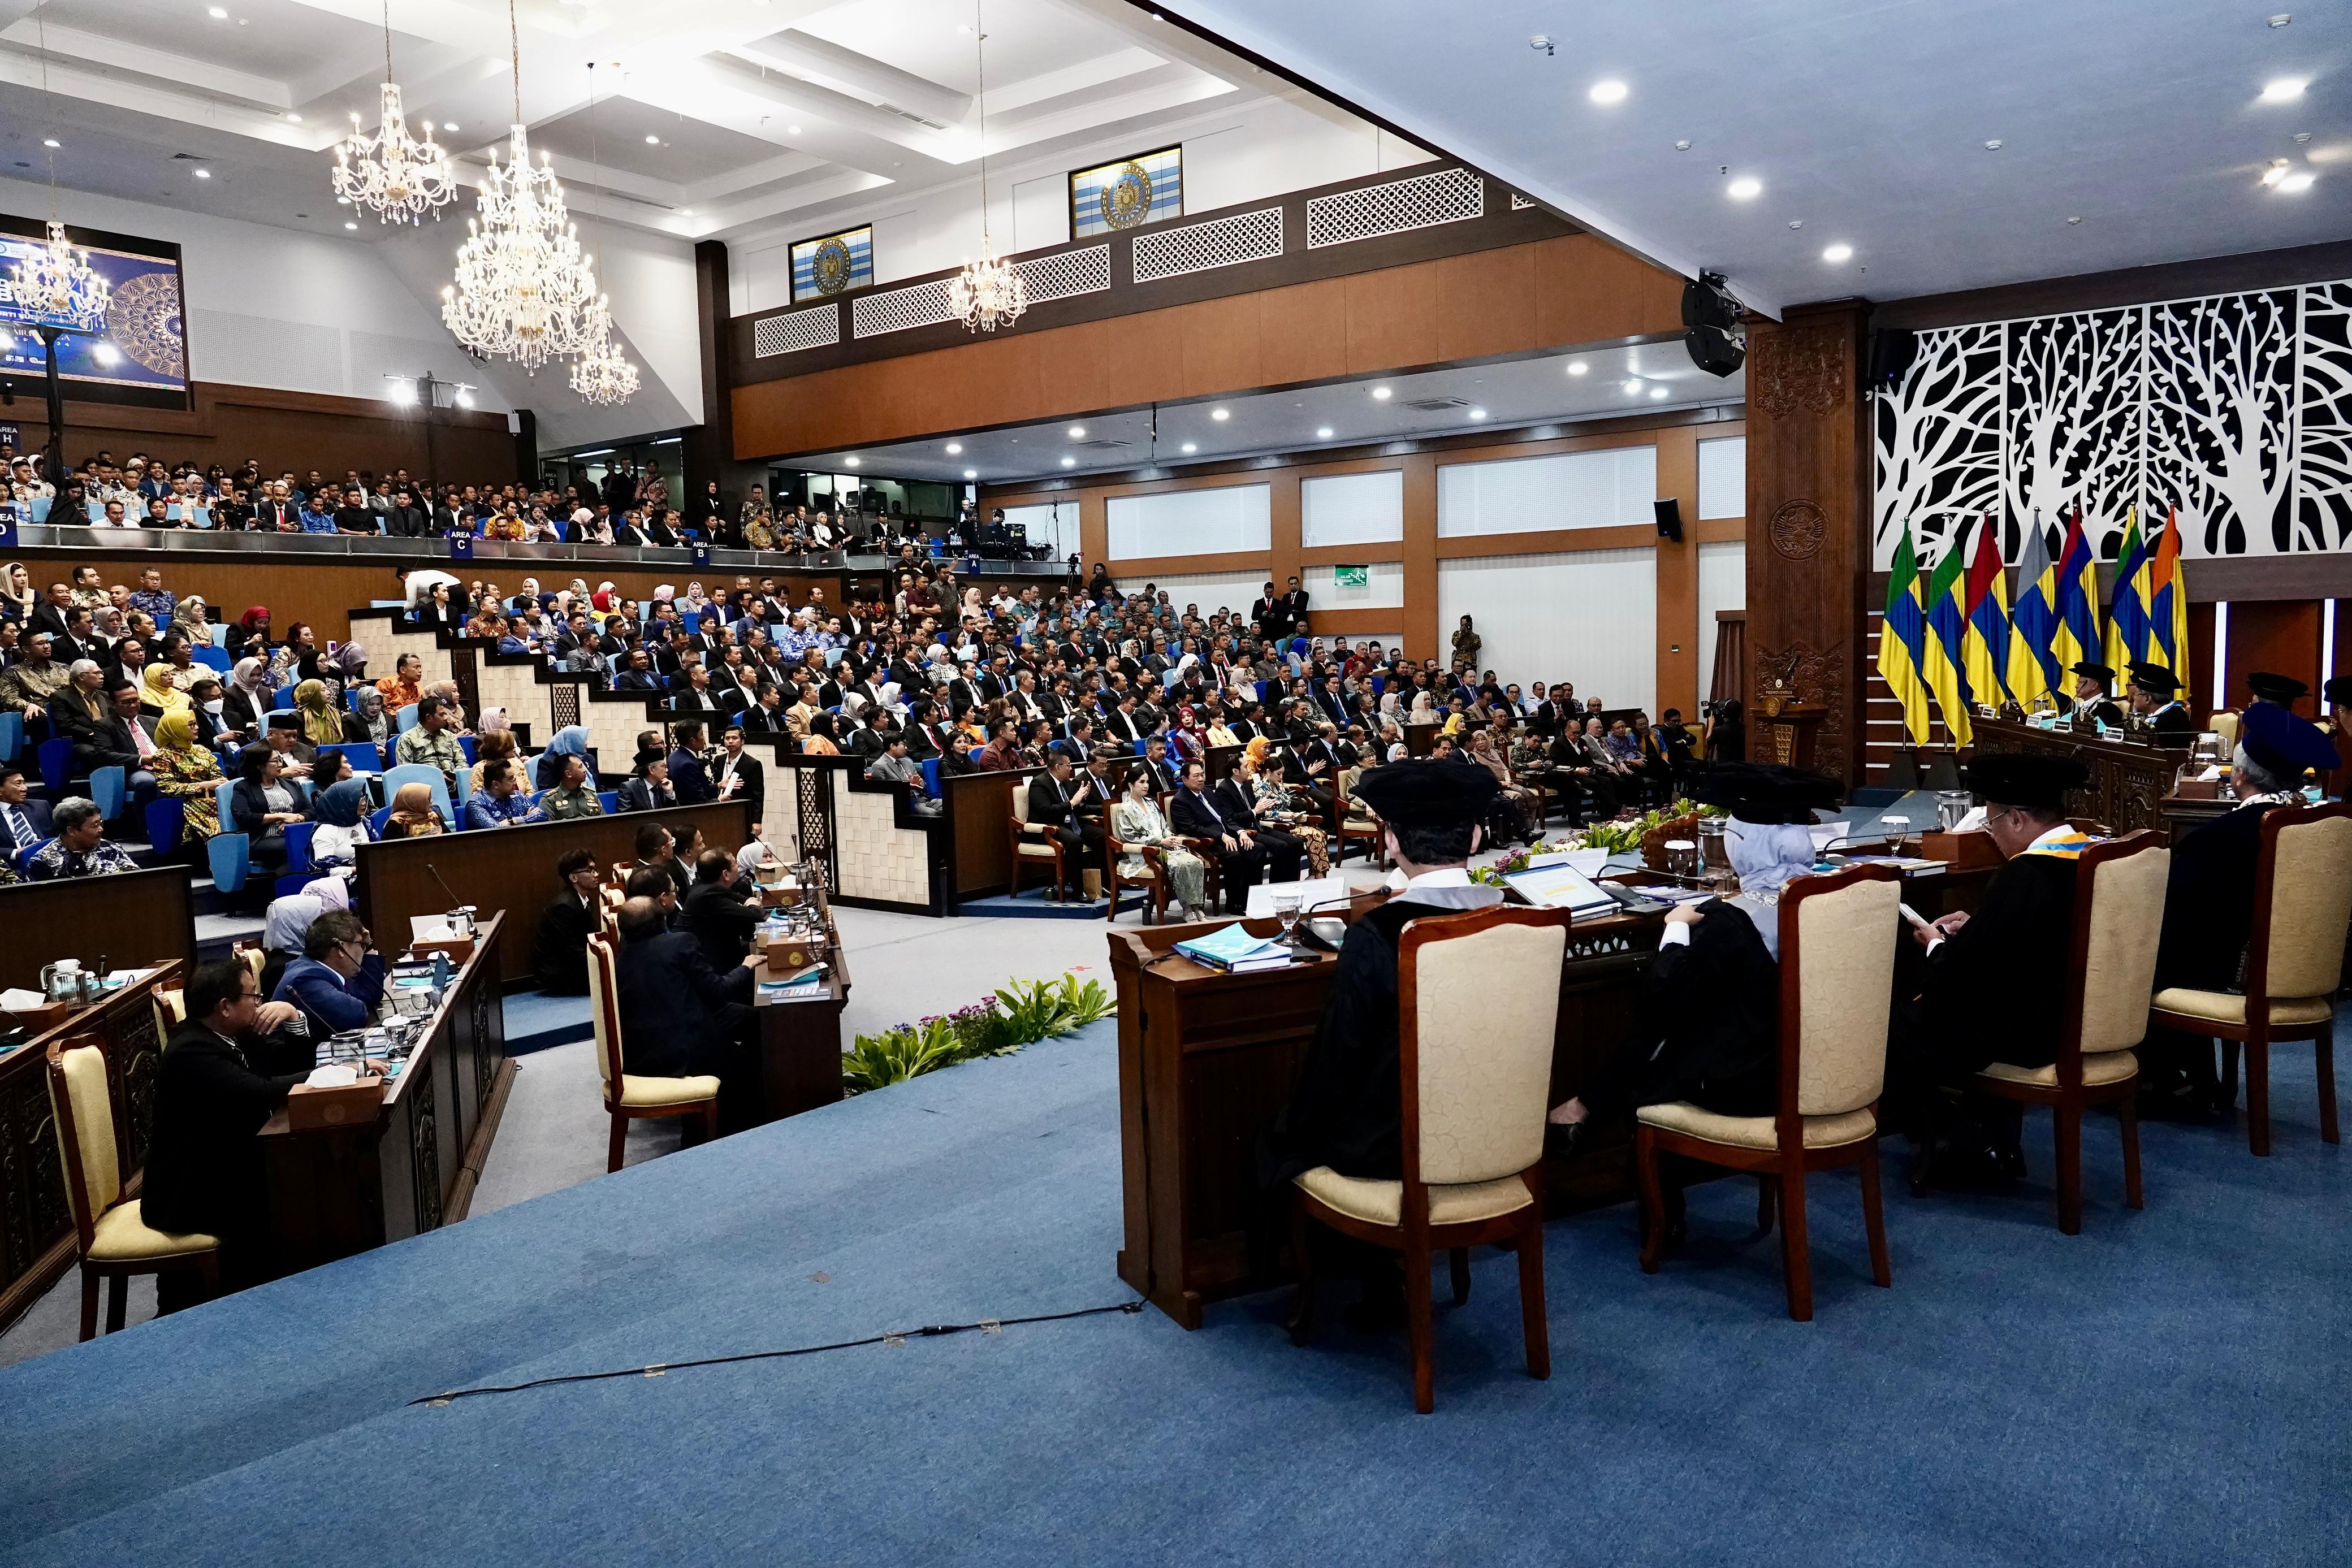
[1726,176,1761,200]
[1588,80,1628,105]
[207,5,227,16]
[1210,407,1229,421]
[963,469,978,480]
[645,134,661,145]
[1983,139,2004,151]
[284,112,301,123]
[453,387,474,409]
[1316,427,1335,439]
[844,456,861,468]
[1674,139,1692,151]
[1370,385,1391,400]
[1822,242,1853,262]
[1066,425,1086,439]
[2068,216,2082,224]
[1567,361,1587,376]
[442,122,458,132]
[1180,442,1197,454]
[1624,379,1644,395]
[1060,456,1076,467]
[2262,158,2291,186]
[1649,386,1668,400]
[2278,171,2316,193]
[2268,12,2292,25]
[387,378,418,406]
[2260,78,2306,103]
[945,441,963,454]
[193,167,211,179]
[41,138,58,149]
[1467,407,1488,421]
[788,124,802,135]
[344,220,358,229]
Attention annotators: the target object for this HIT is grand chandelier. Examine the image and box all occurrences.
[565,62,636,406]
[13,13,107,330]
[440,6,601,371]
[331,4,454,222]
[948,1,1024,333]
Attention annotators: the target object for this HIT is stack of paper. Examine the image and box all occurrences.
[1172,924,1293,973]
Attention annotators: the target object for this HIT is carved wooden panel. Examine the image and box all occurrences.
[1750,319,1850,420]
[408,1063,442,1235]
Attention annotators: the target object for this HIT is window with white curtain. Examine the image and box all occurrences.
[1436,447,1656,538]
[1106,483,1271,559]
[1698,437,1747,520]
[1436,547,1655,711]
[1301,471,1404,547]
[1698,540,1746,704]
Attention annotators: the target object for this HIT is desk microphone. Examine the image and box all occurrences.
[426,860,462,911]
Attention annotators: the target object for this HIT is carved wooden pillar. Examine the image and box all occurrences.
[1743,301,1870,783]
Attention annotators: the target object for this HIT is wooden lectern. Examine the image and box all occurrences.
[1754,689,1827,770]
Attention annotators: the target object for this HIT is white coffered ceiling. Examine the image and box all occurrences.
[0,0,1278,247]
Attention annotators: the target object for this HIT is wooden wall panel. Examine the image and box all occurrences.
[2223,599,2322,714]
[55,381,517,488]
[1653,426,1701,720]
[732,234,1689,461]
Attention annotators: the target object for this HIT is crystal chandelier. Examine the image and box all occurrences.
[948,1,1025,334]
[12,14,108,330]
[334,83,456,222]
[440,6,602,371]
[565,62,637,405]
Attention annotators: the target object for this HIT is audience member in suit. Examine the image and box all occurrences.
[533,850,604,995]
[667,722,716,804]
[612,895,760,1124]
[682,849,765,970]
[1024,753,1097,896]
[1213,763,1303,883]
[230,743,309,868]
[144,959,343,1309]
[617,759,677,813]
[1171,759,1270,915]
[270,909,387,1040]
[711,725,764,815]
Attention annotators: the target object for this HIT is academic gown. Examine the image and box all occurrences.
[1584,901,1780,1122]
[1896,848,2078,1092]
[1261,883,1502,1185]
[2155,798,2291,993]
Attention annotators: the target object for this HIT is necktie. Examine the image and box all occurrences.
[2,805,31,850]
[131,721,155,761]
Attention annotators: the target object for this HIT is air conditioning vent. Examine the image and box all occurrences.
[879,103,950,131]
[1072,438,1131,451]
[1404,396,1469,412]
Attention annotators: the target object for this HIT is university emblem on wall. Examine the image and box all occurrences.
[811,236,855,297]
[1101,162,1155,230]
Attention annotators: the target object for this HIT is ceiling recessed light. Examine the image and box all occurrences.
[1588,80,1628,105]
[1370,385,1391,400]
[2262,159,2290,186]
[1316,427,1334,439]
[284,112,301,123]
[2278,171,2316,193]
[442,122,457,132]
[207,5,227,16]
[1983,139,2004,151]
[2260,78,2306,103]
[788,125,803,136]
[844,456,861,468]
[1210,407,1229,421]
[344,220,357,229]
[2268,11,2292,25]
[1066,425,1086,439]
[1468,407,1488,421]
[1650,386,1669,400]
[645,135,661,145]
[1180,442,1197,454]
[1822,242,1853,263]
[193,168,211,179]
[1726,176,1761,200]
[945,441,963,454]
[1674,138,1692,151]
[1787,220,1803,230]
[1624,379,1644,395]
[1567,361,1588,376]
[2067,215,2082,224]
[41,138,58,148]
[962,469,978,480]
[1060,456,1076,467]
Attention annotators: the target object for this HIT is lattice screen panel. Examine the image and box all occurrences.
[1510,193,1535,211]
[1131,208,1285,283]
[853,280,955,339]
[1306,167,1484,249]
[753,306,842,357]
[1017,244,1112,304]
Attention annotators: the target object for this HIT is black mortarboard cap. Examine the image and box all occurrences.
[1351,757,1501,826]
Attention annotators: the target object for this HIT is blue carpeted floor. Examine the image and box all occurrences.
[1,1021,2342,1566]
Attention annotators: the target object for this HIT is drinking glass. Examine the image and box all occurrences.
[1880,814,1912,856]
[1272,890,1303,951]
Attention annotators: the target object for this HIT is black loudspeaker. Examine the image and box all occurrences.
[1654,498,1684,542]
[1867,328,1920,388]
[1681,271,1746,377]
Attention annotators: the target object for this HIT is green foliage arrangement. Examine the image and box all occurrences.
[1576,798,1723,856]
[842,972,1116,1095]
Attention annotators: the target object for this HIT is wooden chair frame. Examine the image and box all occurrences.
[1006,783,1069,903]
[46,1034,218,1340]
[1332,778,1385,868]
[587,934,720,1173]
[2150,799,2347,1156]
[1970,830,2159,1232]
[1634,863,1898,1322]
[1290,904,1571,1413]
[1104,816,1169,925]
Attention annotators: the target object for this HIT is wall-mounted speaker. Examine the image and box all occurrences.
[1654,497,1684,543]
[1867,328,1920,388]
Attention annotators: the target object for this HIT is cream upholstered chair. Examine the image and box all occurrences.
[586,933,720,1173]
[1333,769,1383,866]
[2209,709,2242,751]
[2150,800,2351,1156]
[45,1036,218,1339]
[1973,831,2166,1231]
[1289,905,1570,1414]
[1006,779,1067,902]
[1635,863,1901,1322]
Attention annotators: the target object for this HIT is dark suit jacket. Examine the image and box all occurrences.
[668,747,716,804]
[683,878,763,970]
[1025,771,1079,828]
[712,751,763,808]
[616,777,676,813]
[140,1021,310,1247]
[1171,786,1241,841]
[534,891,599,994]
[613,930,754,1077]
[2156,800,2285,993]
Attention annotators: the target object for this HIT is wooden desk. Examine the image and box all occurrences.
[1108,905,1662,1328]
[2161,791,2235,843]
[751,886,851,1123]
[255,915,509,1279]
[0,961,180,1331]
[0,867,195,993]
[356,803,753,987]
[939,766,1036,911]
[1970,717,2193,833]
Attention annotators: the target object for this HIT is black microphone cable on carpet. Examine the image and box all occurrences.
[409,1300,1147,1408]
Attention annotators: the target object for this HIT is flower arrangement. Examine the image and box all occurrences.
[1578,798,1722,857]
[842,972,1115,1094]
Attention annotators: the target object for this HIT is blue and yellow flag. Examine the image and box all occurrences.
[2103,508,2150,673]
[1876,519,1932,745]
[2051,505,2103,679]
[1960,512,2012,708]
[2143,507,2192,698]
[1922,531,1976,746]
[2007,510,2060,709]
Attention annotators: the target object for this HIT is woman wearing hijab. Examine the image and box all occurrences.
[170,594,211,647]
[382,780,447,839]
[535,725,596,791]
[141,650,194,716]
[294,679,343,748]
[224,656,274,739]
[226,606,270,662]
[343,686,392,746]
[329,640,368,687]
[1544,764,1841,1160]
[309,778,372,865]
[1,561,35,623]
[258,894,324,1001]
[148,709,224,848]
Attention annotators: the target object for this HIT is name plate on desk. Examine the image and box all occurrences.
[765,935,824,976]
[286,1077,384,1130]
[1920,828,2001,869]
